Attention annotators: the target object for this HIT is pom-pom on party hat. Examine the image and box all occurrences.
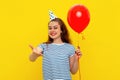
[49,10,57,21]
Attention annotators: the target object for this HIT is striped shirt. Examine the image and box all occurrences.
[38,43,75,80]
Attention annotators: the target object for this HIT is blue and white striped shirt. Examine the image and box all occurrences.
[38,43,75,80]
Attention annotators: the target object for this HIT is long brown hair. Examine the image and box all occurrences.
[45,18,71,44]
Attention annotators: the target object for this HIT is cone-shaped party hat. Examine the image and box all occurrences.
[49,10,57,21]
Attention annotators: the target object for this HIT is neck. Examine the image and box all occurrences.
[53,37,63,44]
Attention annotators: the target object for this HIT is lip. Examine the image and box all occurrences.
[50,32,57,36]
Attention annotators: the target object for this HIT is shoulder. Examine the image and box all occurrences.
[64,43,75,56]
[38,43,47,48]
[65,43,74,47]
[64,43,75,50]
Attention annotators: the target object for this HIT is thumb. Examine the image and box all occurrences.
[29,44,34,50]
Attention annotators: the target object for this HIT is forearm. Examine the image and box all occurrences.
[29,53,39,62]
[70,56,79,74]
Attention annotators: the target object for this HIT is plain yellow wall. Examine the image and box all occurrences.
[0,0,120,80]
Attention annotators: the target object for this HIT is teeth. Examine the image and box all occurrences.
[50,32,56,36]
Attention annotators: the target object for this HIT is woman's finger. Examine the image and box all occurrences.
[29,44,34,50]
[76,51,82,56]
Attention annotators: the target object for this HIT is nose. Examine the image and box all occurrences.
[49,29,55,34]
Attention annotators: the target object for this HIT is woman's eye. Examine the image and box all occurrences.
[49,27,52,30]
[54,27,58,29]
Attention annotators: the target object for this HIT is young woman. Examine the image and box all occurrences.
[29,18,82,80]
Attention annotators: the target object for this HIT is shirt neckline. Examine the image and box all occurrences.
[51,43,65,46]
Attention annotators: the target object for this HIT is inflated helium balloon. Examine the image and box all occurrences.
[67,4,90,33]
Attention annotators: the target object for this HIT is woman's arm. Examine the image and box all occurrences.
[69,47,82,74]
[69,55,78,74]
[29,45,43,62]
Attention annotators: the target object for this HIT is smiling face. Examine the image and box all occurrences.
[48,21,62,40]
[46,18,71,44]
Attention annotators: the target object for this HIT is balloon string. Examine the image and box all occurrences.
[77,33,81,80]
[77,33,80,47]
[77,32,85,47]
[81,33,85,40]
[78,60,81,80]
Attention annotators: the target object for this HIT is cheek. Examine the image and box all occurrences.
[48,30,50,33]
[48,29,53,32]
[56,30,61,35]
[57,28,62,33]
[48,30,51,36]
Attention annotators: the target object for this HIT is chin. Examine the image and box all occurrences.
[50,37,57,39]
[49,35,60,40]
[49,35,55,38]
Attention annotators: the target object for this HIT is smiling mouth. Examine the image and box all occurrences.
[50,32,57,36]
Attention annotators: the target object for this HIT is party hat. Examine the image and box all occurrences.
[49,10,57,21]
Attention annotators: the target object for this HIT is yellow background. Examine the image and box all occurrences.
[0,0,120,80]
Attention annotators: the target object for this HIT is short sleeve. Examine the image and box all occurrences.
[69,45,75,57]
[38,43,45,51]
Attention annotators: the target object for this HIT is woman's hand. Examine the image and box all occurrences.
[75,46,82,60]
[29,44,43,56]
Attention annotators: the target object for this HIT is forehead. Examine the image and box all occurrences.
[48,21,60,27]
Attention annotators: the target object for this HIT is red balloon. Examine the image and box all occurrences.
[67,4,90,33]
